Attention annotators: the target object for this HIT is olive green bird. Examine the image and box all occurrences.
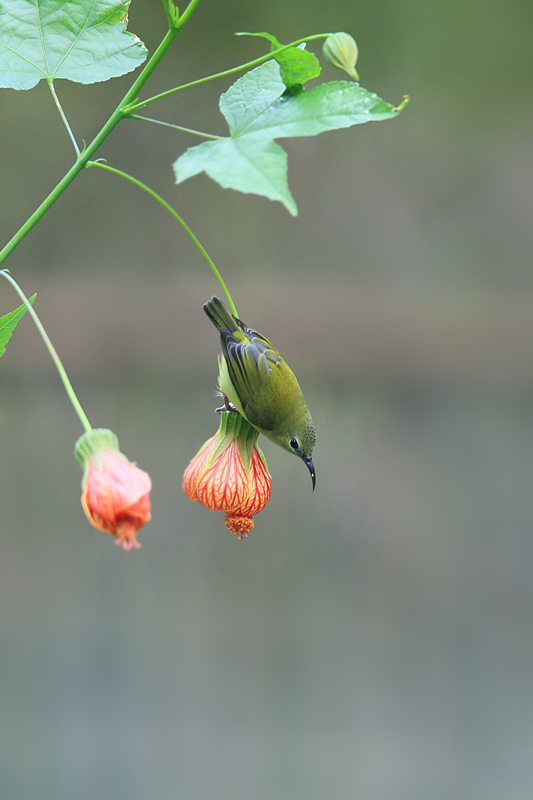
[204,296,316,489]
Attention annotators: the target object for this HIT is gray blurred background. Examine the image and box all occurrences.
[1,0,533,798]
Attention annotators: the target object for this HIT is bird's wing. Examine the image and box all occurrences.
[221,328,281,431]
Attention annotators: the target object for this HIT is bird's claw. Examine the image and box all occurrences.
[215,396,237,413]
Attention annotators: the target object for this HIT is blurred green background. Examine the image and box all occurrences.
[1,0,533,797]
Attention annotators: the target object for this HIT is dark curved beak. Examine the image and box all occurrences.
[303,455,316,491]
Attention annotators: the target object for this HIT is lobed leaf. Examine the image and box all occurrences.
[0,294,36,358]
[174,60,407,215]
[0,0,147,90]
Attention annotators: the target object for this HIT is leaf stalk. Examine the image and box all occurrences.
[126,115,222,139]
[47,79,81,157]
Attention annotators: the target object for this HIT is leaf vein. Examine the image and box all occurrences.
[50,0,100,78]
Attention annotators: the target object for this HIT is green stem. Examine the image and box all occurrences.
[125,33,331,112]
[172,0,201,28]
[48,79,81,157]
[88,161,238,316]
[0,0,202,270]
[0,270,92,433]
[126,114,222,139]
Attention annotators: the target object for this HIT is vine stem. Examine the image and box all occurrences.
[88,161,238,316]
[125,33,331,112]
[0,0,202,269]
[0,270,92,433]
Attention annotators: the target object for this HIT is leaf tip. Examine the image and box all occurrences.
[285,199,298,217]
[394,95,410,113]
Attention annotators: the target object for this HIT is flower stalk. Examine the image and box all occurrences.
[0,270,92,432]
[88,161,238,317]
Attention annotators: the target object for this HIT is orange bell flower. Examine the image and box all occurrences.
[183,410,271,537]
[75,429,152,551]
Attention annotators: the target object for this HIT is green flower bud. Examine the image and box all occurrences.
[322,32,359,81]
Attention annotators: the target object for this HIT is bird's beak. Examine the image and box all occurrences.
[303,455,316,491]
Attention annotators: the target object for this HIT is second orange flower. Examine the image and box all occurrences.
[183,410,271,537]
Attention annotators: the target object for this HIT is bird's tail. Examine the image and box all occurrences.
[203,296,240,334]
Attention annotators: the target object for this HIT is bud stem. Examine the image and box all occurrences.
[0,270,93,433]
[88,161,239,317]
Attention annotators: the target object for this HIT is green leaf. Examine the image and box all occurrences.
[238,32,321,90]
[219,60,287,135]
[243,79,403,138]
[174,60,407,215]
[174,137,297,216]
[0,294,35,358]
[0,0,147,90]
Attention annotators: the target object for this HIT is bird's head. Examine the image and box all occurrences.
[272,415,316,490]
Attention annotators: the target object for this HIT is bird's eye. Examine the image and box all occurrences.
[290,438,299,450]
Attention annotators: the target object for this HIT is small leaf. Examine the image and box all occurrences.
[0,294,35,358]
[174,60,407,214]
[238,32,321,89]
[0,0,147,90]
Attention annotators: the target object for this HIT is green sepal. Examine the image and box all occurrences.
[207,410,263,478]
[75,428,120,469]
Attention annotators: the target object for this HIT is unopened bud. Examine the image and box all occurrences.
[323,32,359,81]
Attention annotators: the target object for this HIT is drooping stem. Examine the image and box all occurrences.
[48,79,81,157]
[88,161,239,317]
[0,271,92,433]
[125,33,331,112]
[0,0,202,269]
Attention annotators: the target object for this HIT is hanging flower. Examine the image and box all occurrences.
[75,428,152,551]
[183,410,271,538]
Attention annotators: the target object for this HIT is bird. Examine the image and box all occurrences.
[203,296,316,489]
